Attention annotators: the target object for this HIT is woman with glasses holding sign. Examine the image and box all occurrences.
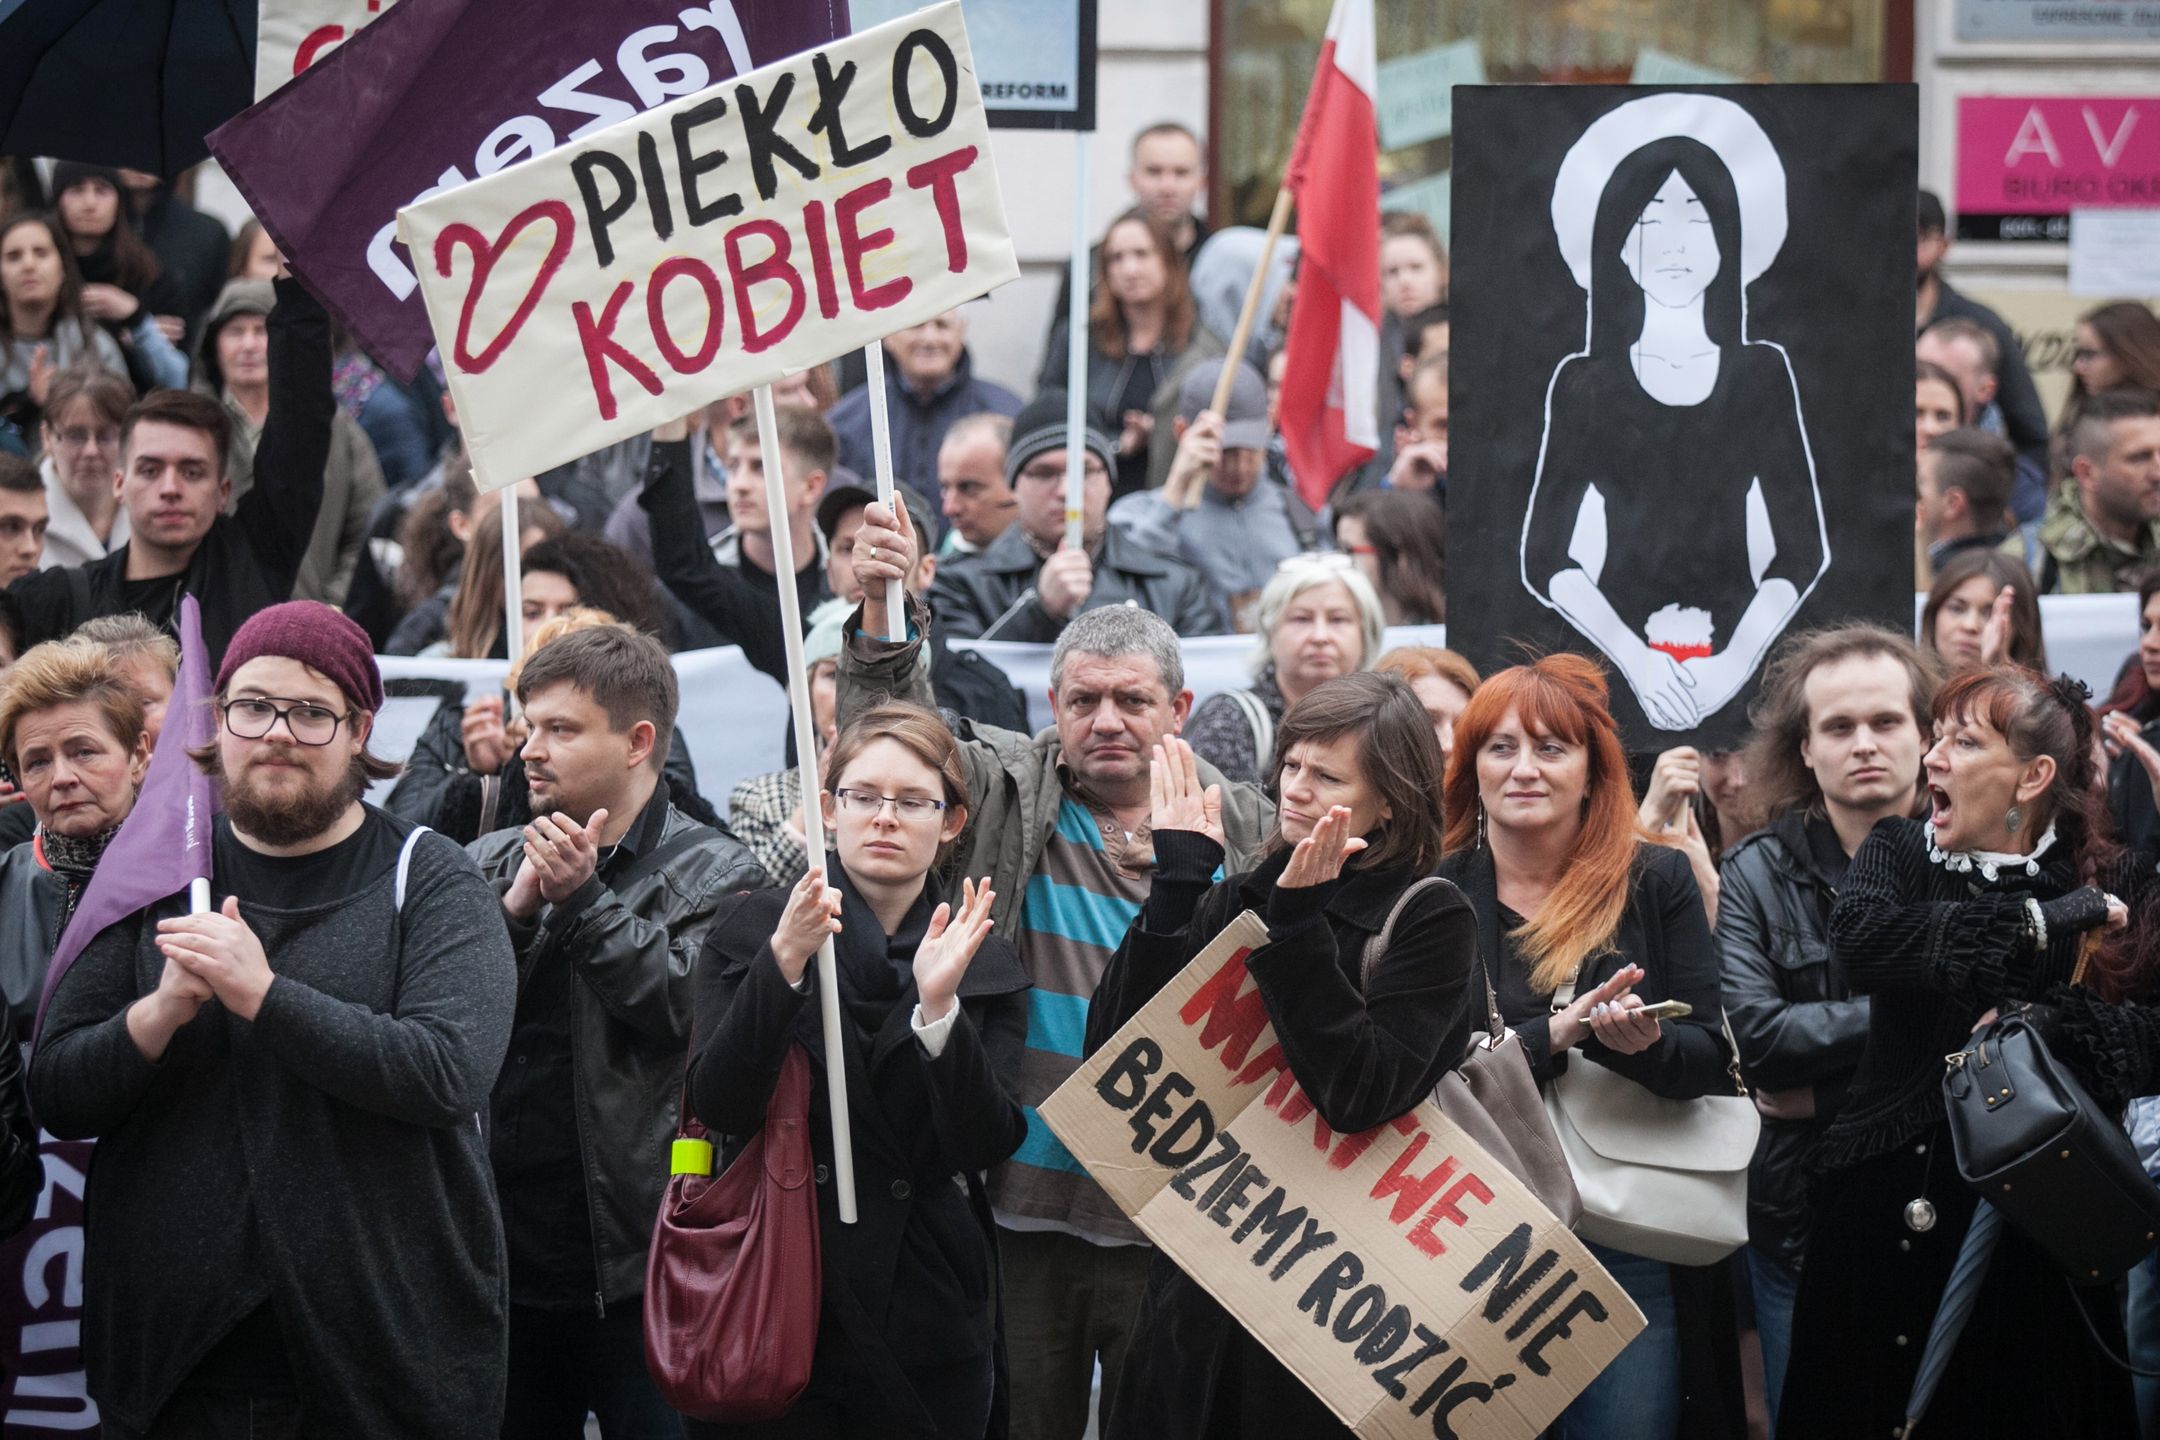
[685,701,1030,1438]
[1084,671,1471,1439]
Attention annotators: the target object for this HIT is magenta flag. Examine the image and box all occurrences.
[206,0,850,380]
[34,595,220,1045]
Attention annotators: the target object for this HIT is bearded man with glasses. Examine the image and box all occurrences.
[31,601,519,1438]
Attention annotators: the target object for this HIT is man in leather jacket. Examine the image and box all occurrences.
[468,626,767,1435]
[1720,624,1935,1430]
[930,389,1227,641]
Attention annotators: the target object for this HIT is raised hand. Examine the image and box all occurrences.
[1150,738,1224,848]
[524,809,608,905]
[914,877,996,1023]
[1278,805,1366,890]
[772,868,843,985]
[461,694,512,775]
[1979,586,2016,666]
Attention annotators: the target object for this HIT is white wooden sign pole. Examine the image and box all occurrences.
[754,382,859,1224]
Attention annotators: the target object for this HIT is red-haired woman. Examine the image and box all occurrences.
[1435,654,1732,1440]
[1780,667,2154,1437]
[1039,208,1222,497]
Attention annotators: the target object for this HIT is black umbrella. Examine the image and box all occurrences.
[0,0,255,177]
[1901,1198,2006,1438]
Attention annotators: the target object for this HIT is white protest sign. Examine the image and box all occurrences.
[1041,916,1644,1438]
[399,2,1020,493]
[254,0,397,101]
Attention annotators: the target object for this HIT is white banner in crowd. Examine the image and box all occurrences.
[370,598,2139,818]
[398,2,1021,493]
[253,0,397,101]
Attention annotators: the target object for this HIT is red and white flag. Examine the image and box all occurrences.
[1277,0,1381,511]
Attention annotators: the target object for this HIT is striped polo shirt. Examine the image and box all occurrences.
[987,790,1152,1245]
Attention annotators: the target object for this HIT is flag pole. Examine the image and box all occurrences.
[499,485,526,671]
[1064,130,1091,553]
[862,344,907,643]
[755,382,859,1224]
[1210,186,1296,418]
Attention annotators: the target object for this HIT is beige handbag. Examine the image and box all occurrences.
[1361,880,1582,1227]
[1541,975,1760,1266]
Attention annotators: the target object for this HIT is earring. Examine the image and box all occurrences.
[2005,804,2024,837]
[1475,803,1487,851]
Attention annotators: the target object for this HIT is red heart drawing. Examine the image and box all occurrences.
[435,199,576,374]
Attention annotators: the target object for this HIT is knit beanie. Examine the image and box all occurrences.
[50,161,124,200]
[215,602,385,714]
[1004,388,1119,487]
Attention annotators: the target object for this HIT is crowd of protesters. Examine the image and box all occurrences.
[4,121,2160,1440]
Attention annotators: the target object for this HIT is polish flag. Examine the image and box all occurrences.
[1277,0,1381,512]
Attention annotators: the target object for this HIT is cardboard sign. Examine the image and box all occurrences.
[1040,914,1643,1438]
[1956,96,2160,243]
[208,0,851,381]
[1448,85,1917,748]
[253,0,399,101]
[397,2,1019,493]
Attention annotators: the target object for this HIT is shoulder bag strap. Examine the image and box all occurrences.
[1360,877,1503,1040]
[394,824,433,911]
[1225,688,1274,773]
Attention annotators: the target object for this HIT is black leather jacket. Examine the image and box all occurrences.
[928,523,1227,641]
[467,799,768,1305]
[1719,809,1870,1267]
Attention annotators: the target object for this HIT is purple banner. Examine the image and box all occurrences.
[208,0,851,381]
[0,1135,95,1436]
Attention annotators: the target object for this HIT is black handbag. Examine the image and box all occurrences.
[1944,1005,2160,1284]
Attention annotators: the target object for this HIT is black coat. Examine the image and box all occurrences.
[8,276,331,670]
[929,523,1227,642]
[1084,834,1476,1440]
[685,874,1030,1436]
[1438,841,1734,1100]
[1717,811,1868,1267]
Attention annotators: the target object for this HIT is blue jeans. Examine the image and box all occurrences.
[2131,1245,2160,1439]
[1745,1245,1800,1439]
[1555,1242,1681,1440]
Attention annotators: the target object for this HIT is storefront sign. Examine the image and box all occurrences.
[1957,0,2160,42]
[1956,96,2160,242]
[1040,915,1642,1437]
[851,0,1096,130]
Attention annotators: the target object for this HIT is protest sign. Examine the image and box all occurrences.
[853,0,1096,130]
[253,0,399,101]
[209,0,850,380]
[397,2,1020,493]
[1040,916,1643,1438]
[1448,85,1917,747]
[0,1135,95,1436]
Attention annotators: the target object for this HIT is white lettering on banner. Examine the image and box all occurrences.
[364,2,754,303]
[2,1133,96,1436]
[397,2,1019,492]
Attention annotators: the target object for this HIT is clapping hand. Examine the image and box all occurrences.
[1979,587,2016,667]
[156,898,275,1022]
[772,868,843,985]
[914,877,996,1023]
[461,695,512,775]
[1150,738,1224,848]
[1278,806,1365,890]
[2102,712,2160,793]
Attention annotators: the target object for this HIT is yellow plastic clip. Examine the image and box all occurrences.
[671,1137,715,1177]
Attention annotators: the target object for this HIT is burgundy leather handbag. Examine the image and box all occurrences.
[643,1046,822,1421]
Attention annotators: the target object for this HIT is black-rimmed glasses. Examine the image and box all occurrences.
[221,697,352,746]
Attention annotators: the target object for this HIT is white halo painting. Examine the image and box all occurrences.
[1518,93,1830,731]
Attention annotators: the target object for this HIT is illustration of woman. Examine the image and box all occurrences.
[1522,95,1828,731]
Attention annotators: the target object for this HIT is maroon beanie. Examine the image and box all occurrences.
[214,602,384,714]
